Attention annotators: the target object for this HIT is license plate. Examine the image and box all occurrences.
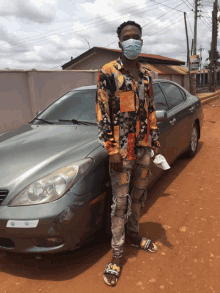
[6,220,39,228]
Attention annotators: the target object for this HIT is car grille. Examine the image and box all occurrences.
[0,190,9,205]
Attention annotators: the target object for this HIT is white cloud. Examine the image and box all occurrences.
[31,0,56,8]
[0,0,56,23]
[0,0,214,69]
[68,38,84,48]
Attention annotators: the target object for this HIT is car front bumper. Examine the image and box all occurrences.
[0,189,106,254]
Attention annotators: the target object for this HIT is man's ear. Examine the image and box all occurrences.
[118,41,122,49]
[141,39,143,46]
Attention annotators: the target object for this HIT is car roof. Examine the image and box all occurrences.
[70,79,186,91]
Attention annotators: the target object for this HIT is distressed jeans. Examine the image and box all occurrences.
[109,146,152,258]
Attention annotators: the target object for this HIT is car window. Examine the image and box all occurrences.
[37,89,97,123]
[179,88,186,100]
[160,83,185,109]
[152,83,168,111]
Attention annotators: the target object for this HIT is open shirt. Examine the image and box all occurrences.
[96,57,160,161]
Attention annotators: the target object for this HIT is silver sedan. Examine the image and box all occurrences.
[0,80,203,254]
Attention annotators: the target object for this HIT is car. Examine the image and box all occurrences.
[0,79,204,254]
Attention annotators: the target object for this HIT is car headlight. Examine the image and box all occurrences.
[9,158,93,207]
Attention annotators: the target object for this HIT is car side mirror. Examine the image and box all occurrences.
[156,110,168,122]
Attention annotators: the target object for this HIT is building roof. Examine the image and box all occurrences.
[191,69,209,74]
[143,63,189,75]
[62,47,185,69]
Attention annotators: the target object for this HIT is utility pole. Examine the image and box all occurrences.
[191,39,194,56]
[209,0,218,92]
[198,45,204,86]
[198,45,204,71]
[184,13,190,68]
[193,0,198,55]
[184,12,192,93]
[193,0,202,56]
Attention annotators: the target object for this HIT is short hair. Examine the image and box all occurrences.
[116,21,142,40]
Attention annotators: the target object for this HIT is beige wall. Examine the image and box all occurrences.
[158,74,190,92]
[0,69,99,134]
[0,67,190,135]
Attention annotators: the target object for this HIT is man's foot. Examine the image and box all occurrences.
[103,257,121,286]
[126,234,157,252]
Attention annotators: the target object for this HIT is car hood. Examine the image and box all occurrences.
[0,124,99,194]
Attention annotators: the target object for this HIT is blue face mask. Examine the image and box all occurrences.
[121,39,142,60]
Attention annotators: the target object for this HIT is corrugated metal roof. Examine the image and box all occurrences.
[62,47,185,69]
[173,66,189,74]
[143,63,188,75]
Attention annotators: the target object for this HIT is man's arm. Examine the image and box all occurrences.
[147,74,161,151]
[96,68,120,156]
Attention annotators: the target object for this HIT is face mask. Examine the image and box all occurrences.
[121,39,142,60]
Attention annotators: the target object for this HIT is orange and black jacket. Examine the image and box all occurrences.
[96,57,160,161]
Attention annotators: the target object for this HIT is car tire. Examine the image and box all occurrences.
[187,122,199,157]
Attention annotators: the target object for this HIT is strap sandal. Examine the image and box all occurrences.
[103,262,121,287]
[140,237,157,253]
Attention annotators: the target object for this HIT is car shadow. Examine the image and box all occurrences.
[0,142,203,281]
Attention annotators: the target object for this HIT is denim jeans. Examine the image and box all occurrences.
[109,146,152,258]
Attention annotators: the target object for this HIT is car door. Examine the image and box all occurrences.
[177,87,196,152]
[148,83,170,183]
[159,82,193,161]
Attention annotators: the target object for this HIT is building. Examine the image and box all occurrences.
[62,47,190,91]
[62,47,185,70]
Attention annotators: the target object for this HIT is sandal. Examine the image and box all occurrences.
[126,236,157,253]
[103,262,121,286]
[140,237,157,253]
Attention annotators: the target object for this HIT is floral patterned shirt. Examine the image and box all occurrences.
[96,57,160,160]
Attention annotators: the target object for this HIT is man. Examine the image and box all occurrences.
[96,20,160,286]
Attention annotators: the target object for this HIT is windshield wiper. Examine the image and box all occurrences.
[33,118,53,124]
[58,119,96,125]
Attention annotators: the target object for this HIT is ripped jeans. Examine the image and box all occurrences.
[109,146,151,258]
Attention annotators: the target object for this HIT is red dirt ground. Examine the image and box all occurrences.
[0,98,220,293]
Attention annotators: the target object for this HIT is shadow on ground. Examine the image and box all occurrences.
[0,142,203,281]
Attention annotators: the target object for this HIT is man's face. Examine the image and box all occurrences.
[119,25,143,50]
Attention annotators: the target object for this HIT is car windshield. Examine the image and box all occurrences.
[33,89,97,125]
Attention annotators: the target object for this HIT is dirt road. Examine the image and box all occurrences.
[0,99,220,293]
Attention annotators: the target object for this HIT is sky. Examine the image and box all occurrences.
[0,0,217,70]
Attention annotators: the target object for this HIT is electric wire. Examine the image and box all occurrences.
[197,26,211,43]
[200,5,212,24]
[182,0,212,30]
[1,2,158,48]
[1,2,186,52]
[0,0,177,51]
[104,1,186,48]
[0,5,158,51]
[144,11,194,37]
[181,0,194,11]
[148,0,186,12]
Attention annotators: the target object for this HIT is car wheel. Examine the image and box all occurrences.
[187,123,199,157]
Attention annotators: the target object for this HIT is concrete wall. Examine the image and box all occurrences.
[0,69,99,134]
[158,74,190,92]
[0,66,189,135]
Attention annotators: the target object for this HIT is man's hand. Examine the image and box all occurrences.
[151,147,161,161]
[109,153,123,172]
